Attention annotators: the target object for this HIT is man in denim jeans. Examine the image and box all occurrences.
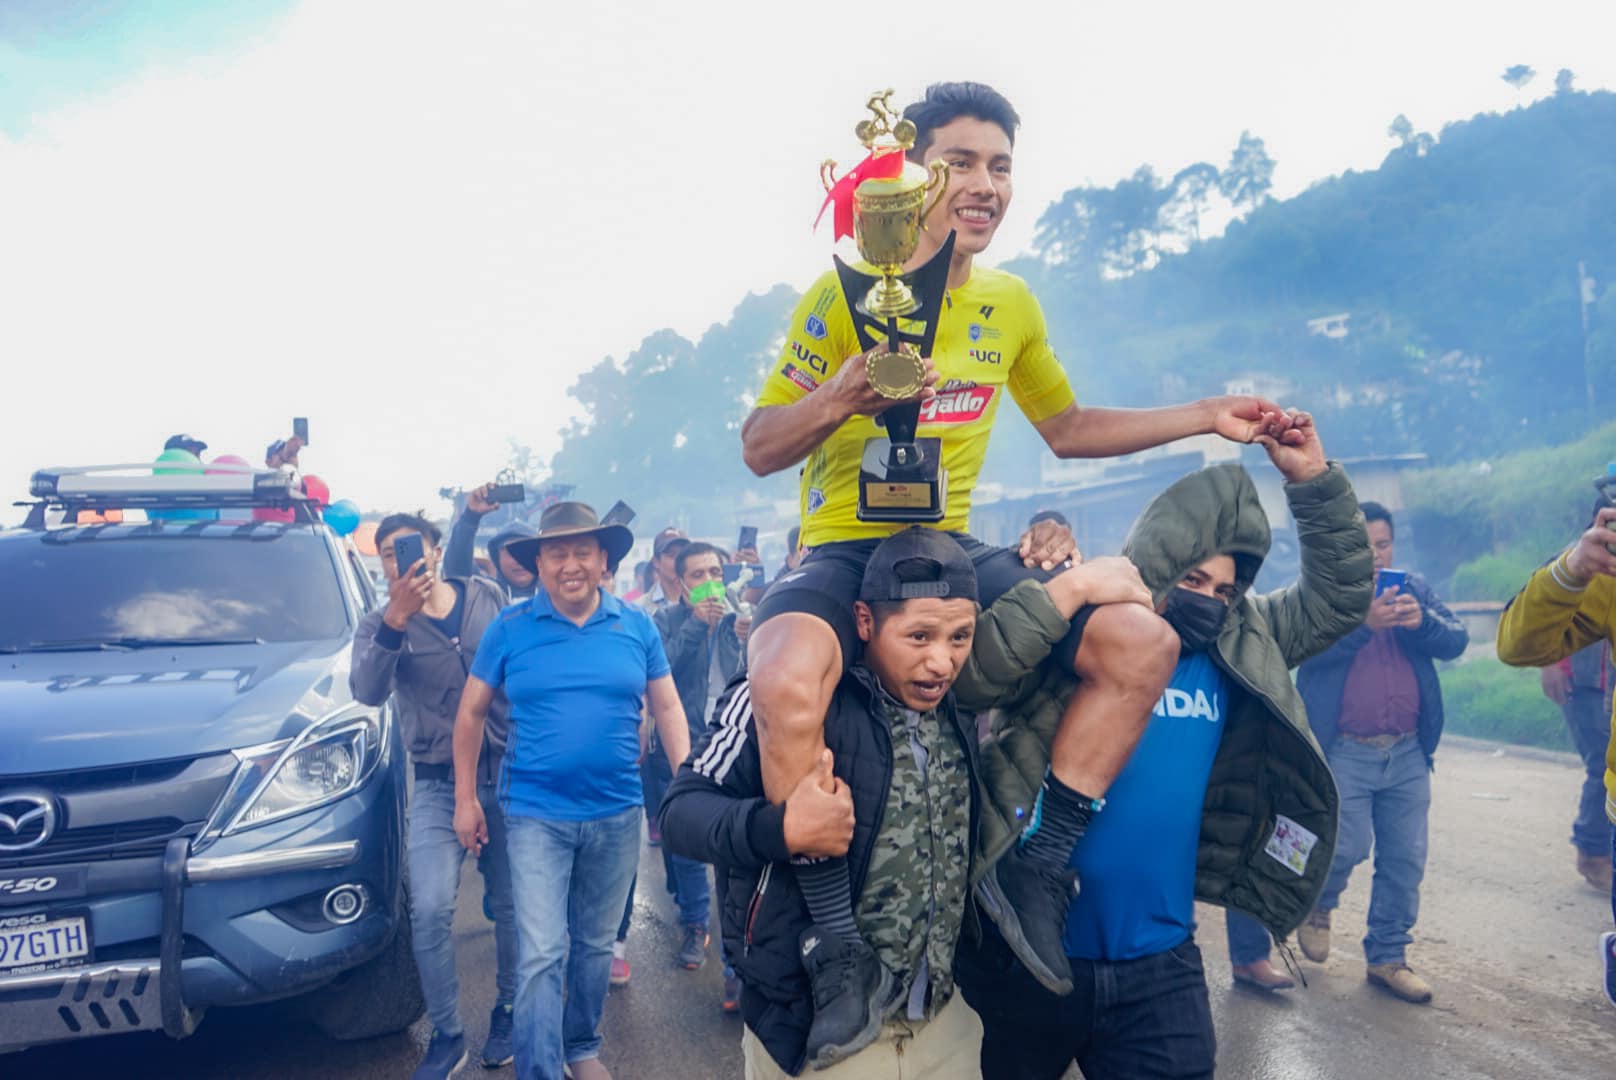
[1296,502,1468,1003]
[451,502,691,1080]
[350,513,519,1078]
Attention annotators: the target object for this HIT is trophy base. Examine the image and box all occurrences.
[857,438,947,523]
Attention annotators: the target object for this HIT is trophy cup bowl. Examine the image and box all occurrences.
[853,160,949,320]
[852,159,948,399]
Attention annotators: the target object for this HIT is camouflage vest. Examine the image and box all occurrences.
[854,697,972,1021]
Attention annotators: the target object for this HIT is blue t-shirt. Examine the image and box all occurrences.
[1064,650,1229,961]
[470,588,670,822]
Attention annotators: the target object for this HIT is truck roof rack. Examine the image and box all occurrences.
[19,463,323,527]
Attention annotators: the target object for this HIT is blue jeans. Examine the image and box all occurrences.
[642,746,711,928]
[959,926,1215,1079]
[1224,909,1272,966]
[407,779,517,1038]
[506,806,641,1080]
[1561,688,1614,856]
[1316,736,1431,965]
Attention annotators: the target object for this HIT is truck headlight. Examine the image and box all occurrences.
[209,706,387,837]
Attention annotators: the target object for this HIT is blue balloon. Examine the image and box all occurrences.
[324,499,361,537]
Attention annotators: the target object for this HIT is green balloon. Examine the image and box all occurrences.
[154,448,203,476]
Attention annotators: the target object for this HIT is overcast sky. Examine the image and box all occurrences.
[3,0,1613,523]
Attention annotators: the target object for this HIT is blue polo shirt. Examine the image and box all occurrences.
[471,587,670,822]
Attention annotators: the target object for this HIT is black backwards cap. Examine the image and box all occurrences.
[858,527,979,604]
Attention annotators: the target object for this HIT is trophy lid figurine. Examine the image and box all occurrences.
[817,90,958,522]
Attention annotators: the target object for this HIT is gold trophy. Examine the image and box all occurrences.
[820,90,957,522]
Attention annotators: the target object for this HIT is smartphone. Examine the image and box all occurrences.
[488,483,526,504]
[392,532,426,579]
[737,524,758,553]
[1374,568,1407,598]
[722,562,744,587]
[602,500,636,527]
[293,416,309,446]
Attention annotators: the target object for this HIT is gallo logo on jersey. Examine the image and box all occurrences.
[782,364,819,393]
[804,314,828,340]
[789,342,828,376]
[1154,687,1221,724]
[918,382,996,425]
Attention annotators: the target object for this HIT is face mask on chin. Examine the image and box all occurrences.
[1162,587,1229,654]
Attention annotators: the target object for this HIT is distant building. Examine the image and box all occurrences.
[1307,313,1351,339]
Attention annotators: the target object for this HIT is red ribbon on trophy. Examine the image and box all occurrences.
[815,146,907,241]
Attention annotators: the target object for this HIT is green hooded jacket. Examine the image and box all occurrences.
[957,461,1373,939]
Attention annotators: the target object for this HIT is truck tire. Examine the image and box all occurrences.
[304,895,425,1041]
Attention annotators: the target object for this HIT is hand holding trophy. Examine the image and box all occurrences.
[818,90,957,522]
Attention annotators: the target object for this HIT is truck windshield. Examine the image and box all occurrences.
[0,528,350,650]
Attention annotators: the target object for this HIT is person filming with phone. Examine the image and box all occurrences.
[444,481,540,600]
[1293,502,1468,1005]
[349,515,521,1077]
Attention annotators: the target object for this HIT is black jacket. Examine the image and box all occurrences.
[654,601,747,737]
[658,667,982,1077]
[1297,572,1468,766]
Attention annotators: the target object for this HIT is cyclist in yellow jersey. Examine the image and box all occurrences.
[737,82,1301,1067]
[755,265,1074,546]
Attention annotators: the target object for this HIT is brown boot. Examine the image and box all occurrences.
[1297,908,1330,963]
[1232,958,1296,992]
[1367,962,1433,1004]
[1576,850,1612,892]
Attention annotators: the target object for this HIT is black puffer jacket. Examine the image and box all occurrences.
[653,601,746,737]
[658,667,982,1077]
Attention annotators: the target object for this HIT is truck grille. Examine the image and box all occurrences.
[0,755,236,870]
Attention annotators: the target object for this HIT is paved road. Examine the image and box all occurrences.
[15,738,1616,1079]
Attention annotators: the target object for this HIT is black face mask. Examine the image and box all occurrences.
[1162,587,1229,654]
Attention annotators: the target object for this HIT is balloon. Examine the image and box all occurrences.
[206,453,252,475]
[151,449,210,520]
[302,474,331,509]
[324,498,361,536]
[353,520,380,557]
[153,448,202,475]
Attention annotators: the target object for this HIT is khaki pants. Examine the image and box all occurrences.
[741,992,983,1080]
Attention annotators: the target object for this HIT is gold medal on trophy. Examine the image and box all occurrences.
[817,90,957,521]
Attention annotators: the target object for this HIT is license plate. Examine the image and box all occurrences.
[0,911,91,974]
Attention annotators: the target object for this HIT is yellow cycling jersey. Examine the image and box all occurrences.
[755,263,1075,546]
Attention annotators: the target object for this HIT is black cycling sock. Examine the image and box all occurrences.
[1018,769,1102,867]
[793,856,858,938]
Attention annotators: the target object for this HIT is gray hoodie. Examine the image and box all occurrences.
[444,511,539,600]
[350,574,512,785]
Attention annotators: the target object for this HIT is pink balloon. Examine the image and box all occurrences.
[206,453,253,475]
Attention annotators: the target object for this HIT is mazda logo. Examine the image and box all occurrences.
[0,793,57,852]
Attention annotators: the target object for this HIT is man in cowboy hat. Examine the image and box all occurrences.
[452,501,692,1080]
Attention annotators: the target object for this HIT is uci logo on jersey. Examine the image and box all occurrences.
[790,342,828,376]
[1154,687,1220,724]
[804,314,828,340]
[969,348,1003,365]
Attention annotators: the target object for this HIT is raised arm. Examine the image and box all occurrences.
[1033,396,1291,460]
[1496,510,1616,667]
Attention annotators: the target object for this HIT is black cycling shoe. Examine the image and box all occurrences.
[976,845,1077,996]
[799,926,892,1071]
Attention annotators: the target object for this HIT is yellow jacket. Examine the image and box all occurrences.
[1495,555,1616,823]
